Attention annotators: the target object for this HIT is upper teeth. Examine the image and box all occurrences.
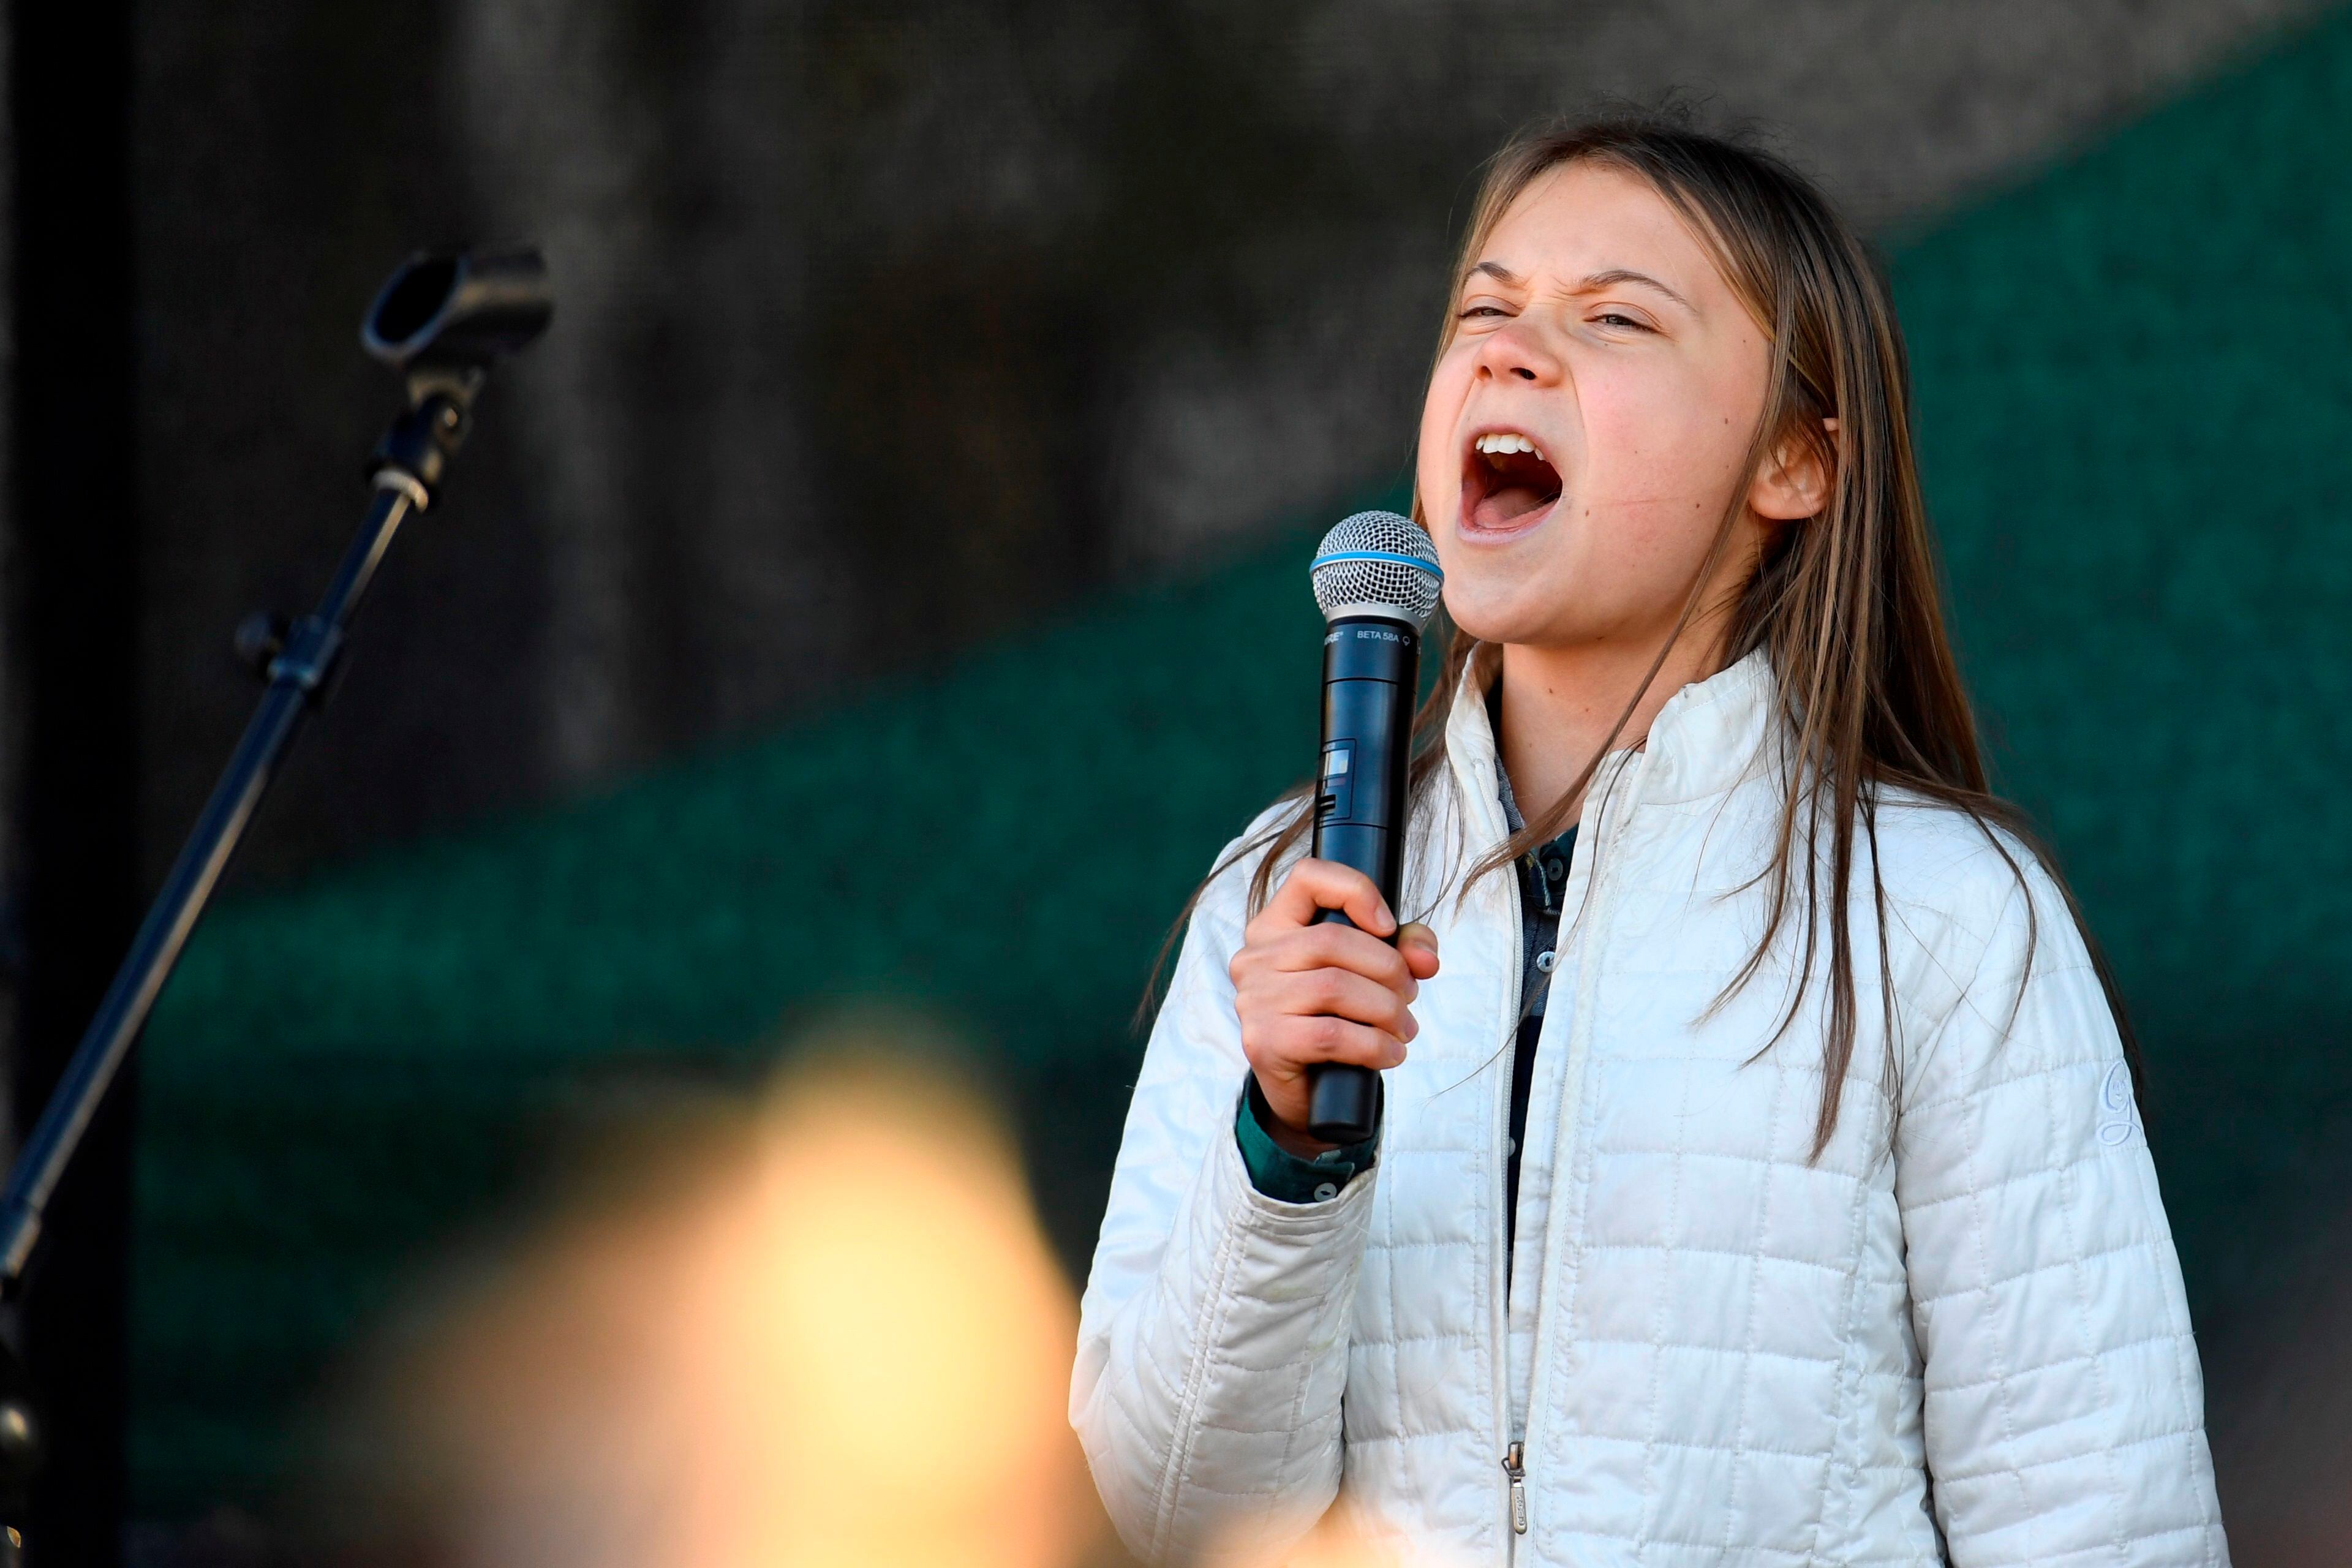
[1476,432,1542,458]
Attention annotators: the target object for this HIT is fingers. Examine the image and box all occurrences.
[1261,858,1393,937]
[1236,918,1418,994]
[1396,921,1442,980]
[1246,964,1417,1041]
[1245,1014,1409,1076]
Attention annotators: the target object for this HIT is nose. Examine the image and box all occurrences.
[1472,317,1563,386]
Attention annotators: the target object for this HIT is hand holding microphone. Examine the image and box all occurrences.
[1231,862,1440,1153]
[1231,512,1446,1150]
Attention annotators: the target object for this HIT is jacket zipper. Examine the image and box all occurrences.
[1501,1441,1528,1535]
[1481,760,1523,1557]
[1500,839,1568,1545]
[1514,750,1649,1550]
[1500,851,1537,1551]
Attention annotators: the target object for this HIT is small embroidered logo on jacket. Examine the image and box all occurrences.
[2098,1060,2143,1147]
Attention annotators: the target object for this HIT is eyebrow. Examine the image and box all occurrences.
[1468,260,1697,314]
[1581,267,1696,313]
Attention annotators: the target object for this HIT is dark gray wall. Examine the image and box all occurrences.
[121,0,2326,889]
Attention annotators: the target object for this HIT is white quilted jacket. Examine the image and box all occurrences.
[1073,650,2226,1567]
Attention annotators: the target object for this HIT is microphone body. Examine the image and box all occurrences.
[1306,616,1421,1142]
[1297,511,1444,1145]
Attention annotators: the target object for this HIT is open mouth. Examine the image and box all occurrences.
[1461,431,1562,533]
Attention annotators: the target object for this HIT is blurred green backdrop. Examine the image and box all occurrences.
[131,10,2352,1517]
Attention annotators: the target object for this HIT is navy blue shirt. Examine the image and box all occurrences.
[1496,766,1577,1272]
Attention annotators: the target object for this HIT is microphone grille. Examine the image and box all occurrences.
[1310,510,1443,628]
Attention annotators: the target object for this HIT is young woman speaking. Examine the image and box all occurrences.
[1072,116,2225,1567]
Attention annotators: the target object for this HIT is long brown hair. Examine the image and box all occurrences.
[1161,110,2137,1158]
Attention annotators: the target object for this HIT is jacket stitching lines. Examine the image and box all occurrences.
[1950,1003,2033,1541]
[1571,1240,1854,1275]
[1567,1430,1855,1463]
[1925,1329,2193,1393]
[1901,1054,2117,1121]
[1537,1137,1878,1167]
[1149,1175,1244,1561]
[1383,1156,1432,1547]
[1719,1036,1787,1555]
[1808,1076,1877,1564]
[1932,1425,2212,1482]
[1912,1236,2163,1303]
[1442,1332,1849,1367]
[1262,1250,1318,1527]
[1349,1326,1515,1349]
[2046,1074,2130,1568]
[1901,1156,2147,1213]
[1634,1031,1696,1562]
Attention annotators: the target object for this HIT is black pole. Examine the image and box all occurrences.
[6,0,141,1558]
[0,476,424,1287]
[0,247,547,1563]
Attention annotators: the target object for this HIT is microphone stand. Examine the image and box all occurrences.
[0,247,551,1563]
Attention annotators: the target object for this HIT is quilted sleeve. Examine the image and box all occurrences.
[1894,858,2228,1567]
[1070,834,1376,1567]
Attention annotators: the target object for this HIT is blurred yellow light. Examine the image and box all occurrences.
[346,1039,1098,1568]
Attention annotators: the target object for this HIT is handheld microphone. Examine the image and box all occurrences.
[1303,511,1444,1144]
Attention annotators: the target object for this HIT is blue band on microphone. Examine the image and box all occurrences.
[1310,549,1444,580]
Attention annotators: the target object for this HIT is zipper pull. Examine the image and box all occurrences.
[1501,1441,1528,1535]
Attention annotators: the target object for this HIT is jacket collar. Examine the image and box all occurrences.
[1442,643,1779,834]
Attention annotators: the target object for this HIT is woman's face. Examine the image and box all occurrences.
[1416,161,1787,652]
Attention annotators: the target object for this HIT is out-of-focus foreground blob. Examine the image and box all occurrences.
[320,1034,1102,1568]
[1212,1506,1466,1568]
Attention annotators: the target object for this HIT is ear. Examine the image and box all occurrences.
[1748,416,1836,522]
